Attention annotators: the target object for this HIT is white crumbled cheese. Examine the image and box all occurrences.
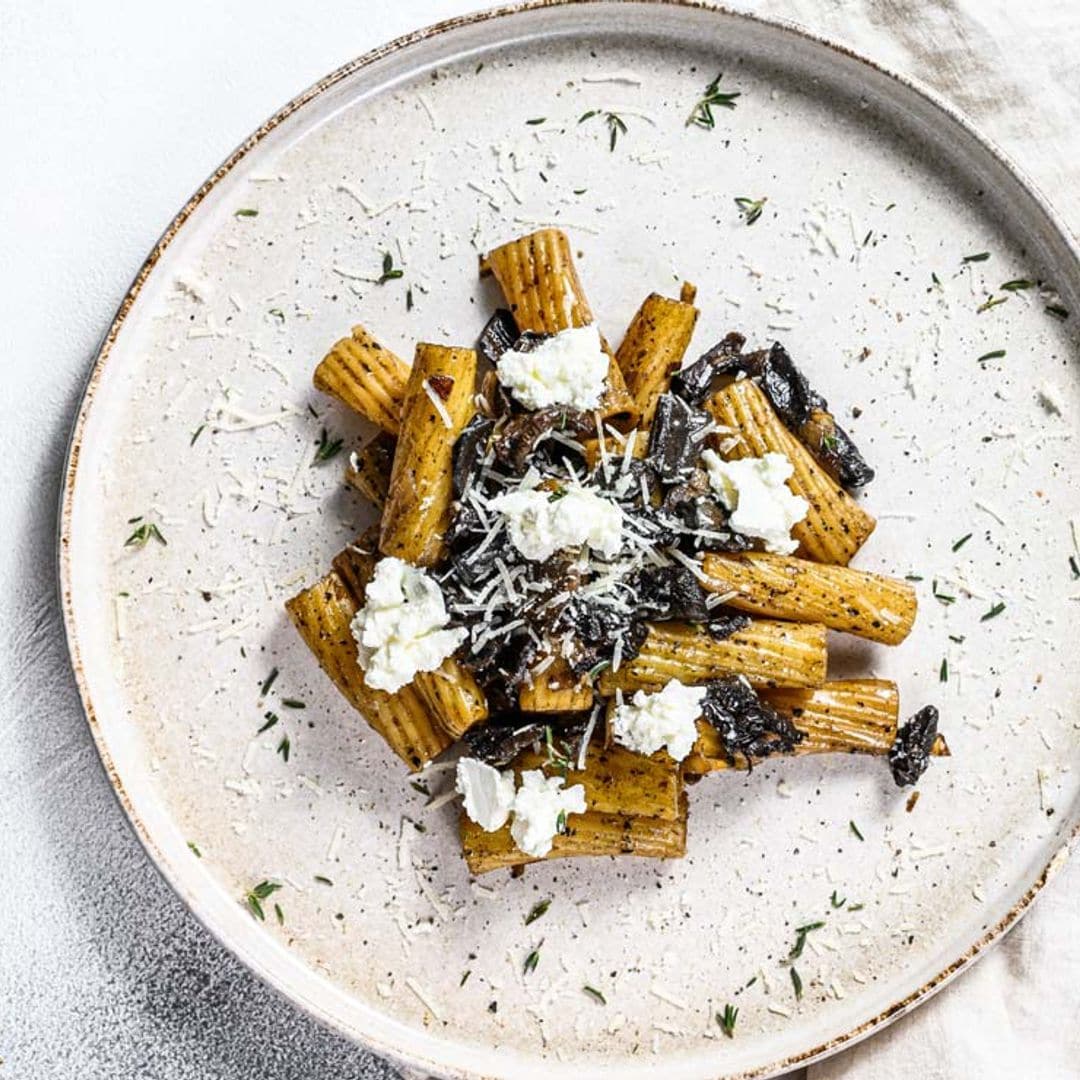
[612,680,707,762]
[350,557,466,692]
[496,324,608,410]
[457,763,586,858]
[455,757,516,831]
[701,450,809,555]
[510,770,586,857]
[490,485,623,561]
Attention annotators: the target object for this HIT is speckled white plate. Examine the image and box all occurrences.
[60,3,1080,1077]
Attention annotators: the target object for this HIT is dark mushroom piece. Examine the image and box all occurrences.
[700,677,805,768]
[888,705,940,787]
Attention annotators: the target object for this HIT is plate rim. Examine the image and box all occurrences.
[57,2,1080,1077]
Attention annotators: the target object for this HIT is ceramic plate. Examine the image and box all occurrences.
[60,3,1080,1077]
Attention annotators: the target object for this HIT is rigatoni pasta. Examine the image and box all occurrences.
[616,288,699,426]
[707,378,876,565]
[519,657,594,713]
[598,619,828,694]
[701,551,917,645]
[343,432,395,511]
[480,228,639,425]
[314,323,408,435]
[285,570,450,770]
[379,343,476,566]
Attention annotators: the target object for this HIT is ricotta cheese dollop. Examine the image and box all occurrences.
[612,680,708,762]
[350,556,467,693]
[490,484,623,561]
[509,770,587,858]
[456,761,587,858]
[496,324,608,411]
[701,450,809,555]
[455,757,516,832]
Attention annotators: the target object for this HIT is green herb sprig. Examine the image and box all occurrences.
[377,251,404,284]
[245,879,282,920]
[686,72,741,129]
[124,518,167,548]
[314,427,344,464]
[734,196,767,226]
[718,1003,738,1038]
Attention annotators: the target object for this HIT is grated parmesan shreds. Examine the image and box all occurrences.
[405,976,443,1020]
[422,379,454,429]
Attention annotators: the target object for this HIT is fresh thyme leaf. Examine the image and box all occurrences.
[734,196,767,225]
[977,349,1006,363]
[526,117,546,125]
[268,307,285,322]
[410,779,430,796]
[377,251,404,284]
[606,111,627,151]
[932,580,956,605]
[234,208,259,217]
[977,295,1008,313]
[1000,279,1034,291]
[931,271,942,287]
[583,985,607,1005]
[314,875,333,886]
[577,109,628,150]
[547,487,568,502]
[686,71,740,129]
[190,423,206,446]
[556,808,568,834]
[543,725,572,773]
[405,286,414,312]
[830,890,846,909]
[314,427,344,464]
[849,820,865,842]
[790,966,803,1000]
[949,634,966,644]
[1070,555,1080,579]
[460,970,471,986]
[523,944,541,975]
[981,601,1006,621]
[847,902,865,912]
[573,187,587,195]
[952,533,973,552]
[124,521,167,548]
[245,880,281,920]
[962,252,990,263]
[260,668,279,697]
[187,841,202,858]
[885,202,896,211]
[258,711,279,734]
[939,657,948,683]
[277,735,291,762]
[281,698,306,709]
[862,229,874,248]
[586,659,611,679]
[525,898,552,925]
[1046,304,1070,320]
[788,920,825,961]
[718,1003,738,1038]
[905,574,924,582]
[274,902,284,925]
